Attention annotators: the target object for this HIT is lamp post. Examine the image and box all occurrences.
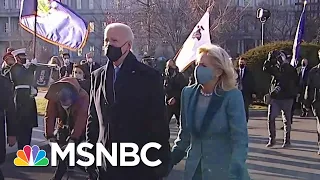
[256,8,271,46]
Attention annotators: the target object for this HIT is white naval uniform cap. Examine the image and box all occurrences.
[11,48,26,57]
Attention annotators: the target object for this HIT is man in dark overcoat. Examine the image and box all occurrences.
[86,23,170,180]
[0,75,17,180]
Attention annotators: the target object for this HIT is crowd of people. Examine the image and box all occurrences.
[0,22,319,180]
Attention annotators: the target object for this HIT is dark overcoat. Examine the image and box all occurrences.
[0,75,16,164]
[86,52,170,180]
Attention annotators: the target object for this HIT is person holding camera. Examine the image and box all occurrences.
[263,50,299,148]
[164,59,188,127]
[304,49,320,155]
[43,77,89,180]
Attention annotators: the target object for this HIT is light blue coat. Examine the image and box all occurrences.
[171,84,250,180]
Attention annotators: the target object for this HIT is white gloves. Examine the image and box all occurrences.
[31,58,37,64]
[23,60,31,68]
[23,58,37,68]
[31,87,38,97]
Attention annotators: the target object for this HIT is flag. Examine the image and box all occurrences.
[19,0,89,50]
[35,65,52,87]
[175,11,211,72]
[291,0,307,67]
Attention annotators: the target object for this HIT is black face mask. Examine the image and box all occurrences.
[239,64,245,69]
[105,42,128,62]
[20,58,27,64]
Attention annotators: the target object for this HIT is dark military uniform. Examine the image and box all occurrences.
[304,64,320,154]
[0,75,16,179]
[2,63,38,149]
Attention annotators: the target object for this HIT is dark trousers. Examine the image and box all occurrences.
[17,126,33,150]
[0,168,4,180]
[291,98,296,124]
[312,108,320,146]
[167,104,180,126]
[98,168,161,180]
[53,144,87,180]
[268,99,293,142]
[243,97,250,122]
[242,94,251,122]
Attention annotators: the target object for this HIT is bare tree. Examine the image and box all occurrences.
[189,0,248,45]
[261,5,296,41]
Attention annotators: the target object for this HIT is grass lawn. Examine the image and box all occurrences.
[250,104,267,110]
[35,97,267,116]
[38,87,48,92]
[36,97,48,116]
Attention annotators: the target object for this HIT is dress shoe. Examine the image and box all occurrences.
[266,140,276,147]
[282,141,291,148]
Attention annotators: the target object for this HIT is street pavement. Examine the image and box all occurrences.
[2,110,320,180]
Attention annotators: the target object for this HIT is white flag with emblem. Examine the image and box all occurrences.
[175,11,211,72]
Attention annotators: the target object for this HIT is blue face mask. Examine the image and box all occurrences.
[194,65,214,85]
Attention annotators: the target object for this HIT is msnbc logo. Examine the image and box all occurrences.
[14,145,49,166]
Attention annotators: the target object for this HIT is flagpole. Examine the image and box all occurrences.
[33,9,37,60]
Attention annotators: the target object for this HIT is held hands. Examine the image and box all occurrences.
[168,97,176,105]
[7,136,16,147]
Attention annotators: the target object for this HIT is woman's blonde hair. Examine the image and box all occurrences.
[48,56,61,67]
[197,43,237,91]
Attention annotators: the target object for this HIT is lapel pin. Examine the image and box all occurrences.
[132,71,135,73]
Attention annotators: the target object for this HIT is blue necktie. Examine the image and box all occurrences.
[113,66,120,84]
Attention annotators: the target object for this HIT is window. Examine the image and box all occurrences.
[89,0,94,9]
[5,23,10,33]
[61,0,71,6]
[16,0,21,9]
[78,49,83,56]
[101,0,107,9]
[4,0,9,9]
[89,46,95,52]
[89,22,95,32]
[115,0,122,9]
[76,0,82,9]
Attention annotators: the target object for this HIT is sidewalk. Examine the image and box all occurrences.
[3,110,320,180]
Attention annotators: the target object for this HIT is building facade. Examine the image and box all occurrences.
[0,0,139,64]
[0,0,304,62]
[225,0,298,57]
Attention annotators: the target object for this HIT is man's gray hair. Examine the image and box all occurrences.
[104,23,134,43]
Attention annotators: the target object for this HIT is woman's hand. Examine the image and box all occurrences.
[7,136,16,147]
[168,97,176,105]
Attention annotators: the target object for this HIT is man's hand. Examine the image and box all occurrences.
[7,136,16,147]
[168,97,176,105]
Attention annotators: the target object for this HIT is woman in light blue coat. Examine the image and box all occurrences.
[170,44,250,180]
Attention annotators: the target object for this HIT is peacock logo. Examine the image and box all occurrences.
[14,145,49,166]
